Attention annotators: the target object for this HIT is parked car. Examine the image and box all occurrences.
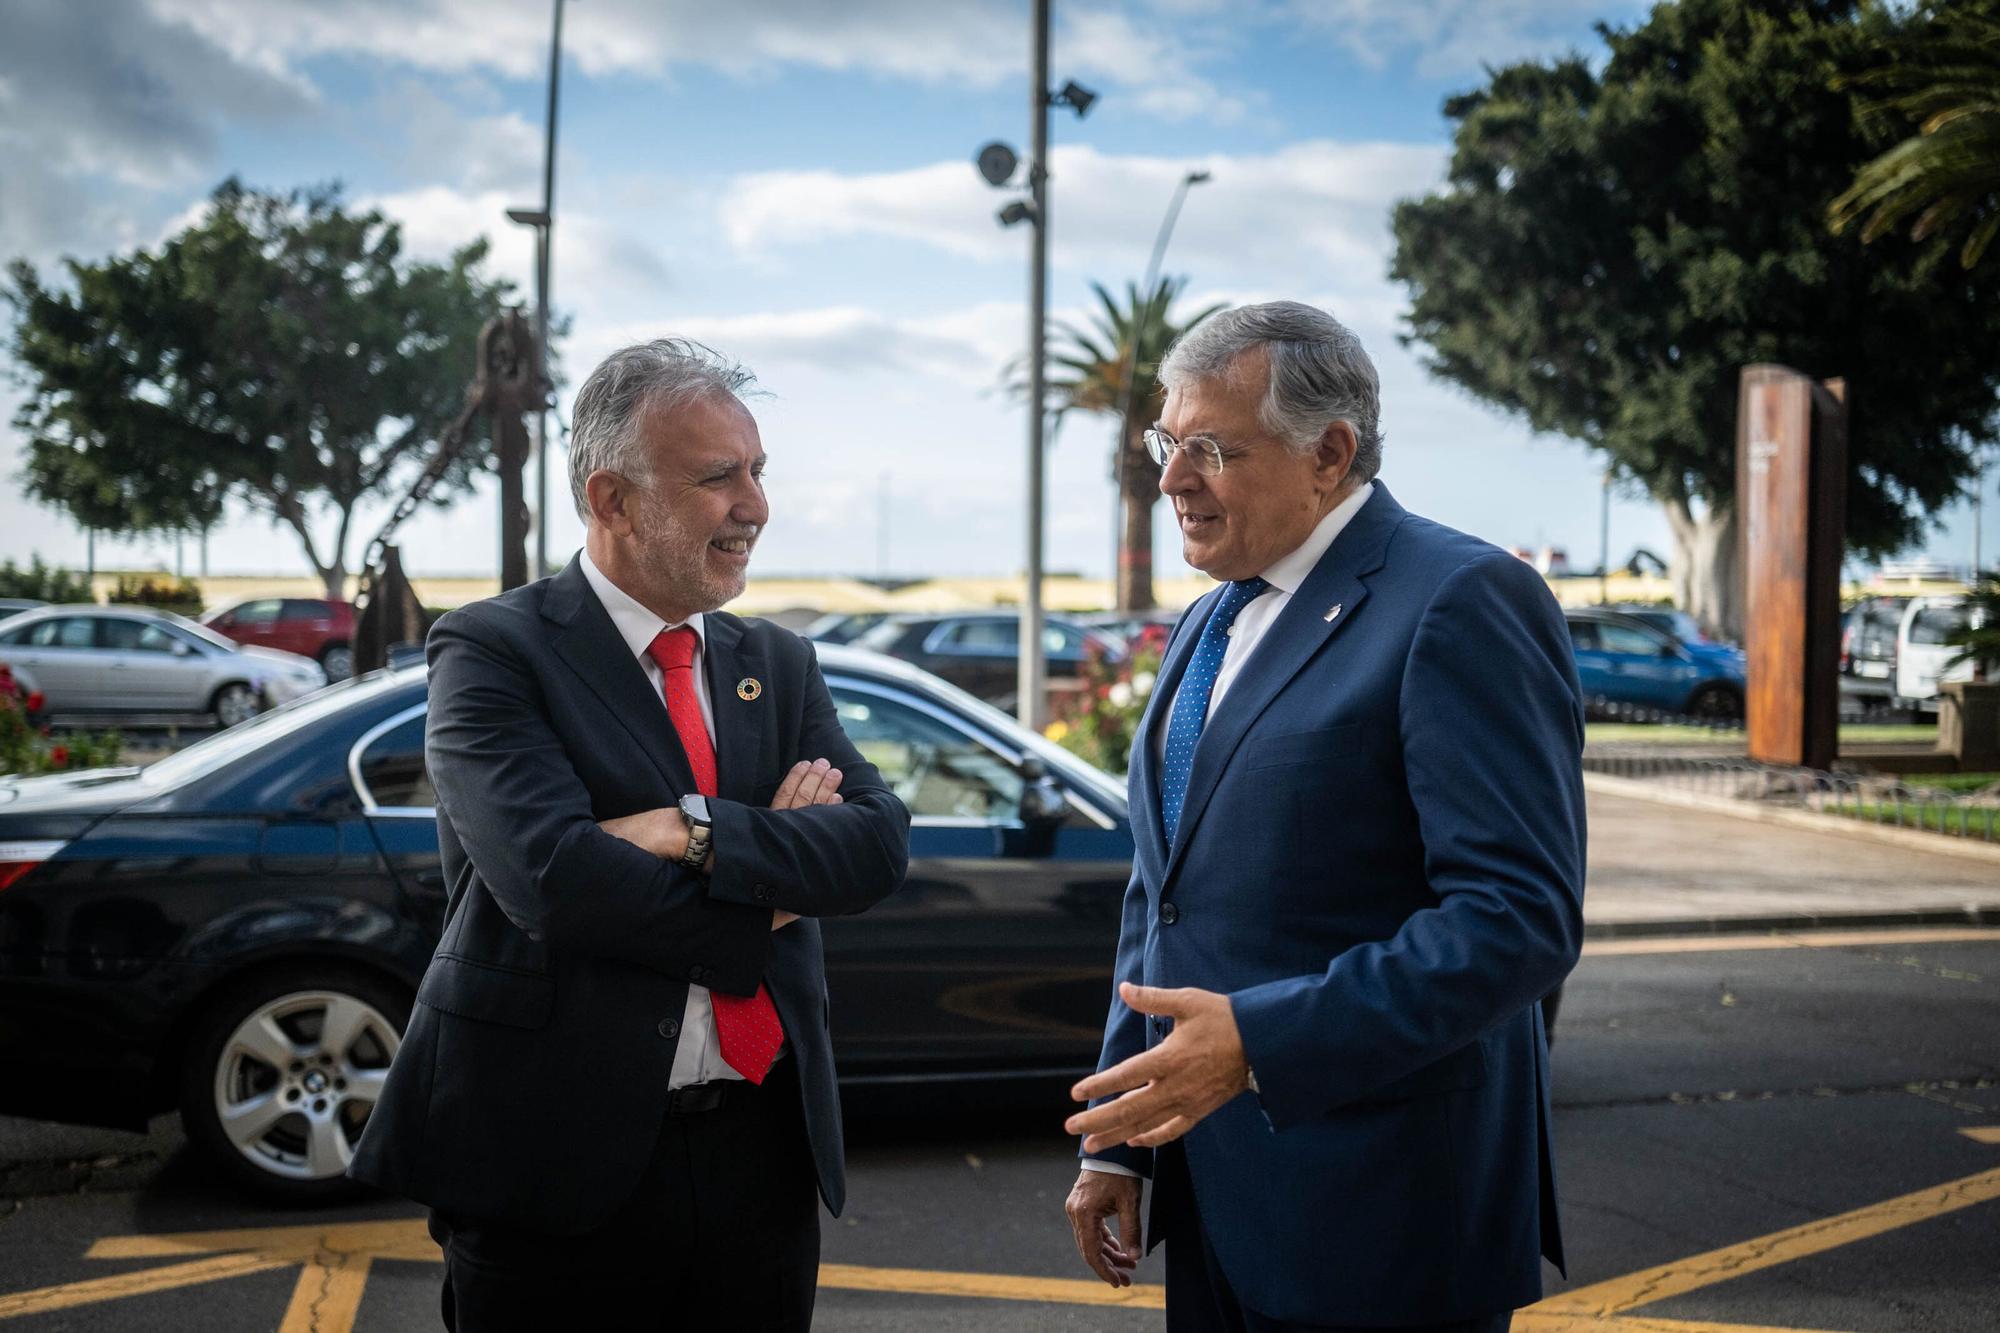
[1076,607,1186,649]
[1839,595,1910,711]
[852,612,1127,708]
[0,597,49,623]
[1895,596,1980,713]
[800,610,892,646]
[202,596,357,681]
[1565,607,1747,720]
[1597,604,1713,648]
[0,645,1136,1200]
[0,605,326,727]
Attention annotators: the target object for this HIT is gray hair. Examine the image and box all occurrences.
[1158,301,1384,484]
[567,338,758,520]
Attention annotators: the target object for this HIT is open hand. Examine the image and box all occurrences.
[1064,983,1251,1152]
[1065,1170,1142,1288]
[771,758,843,810]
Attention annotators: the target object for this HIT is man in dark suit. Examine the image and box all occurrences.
[351,338,910,1331]
[1062,303,1586,1332]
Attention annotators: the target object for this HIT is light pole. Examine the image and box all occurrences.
[509,0,565,580]
[1109,167,1210,608]
[972,0,1093,729]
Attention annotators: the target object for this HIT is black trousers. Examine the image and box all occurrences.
[430,1058,820,1332]
[1156,1143,1512,1333]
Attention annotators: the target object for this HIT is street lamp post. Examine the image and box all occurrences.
[509,0,565,581]
[1109,168,1210,608]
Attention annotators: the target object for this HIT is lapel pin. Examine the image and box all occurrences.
[1324,603,1343,622]
[736,677,762,702]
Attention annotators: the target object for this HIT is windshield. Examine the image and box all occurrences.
[140,668,419,788]
[147,609,243,652]
[900,668,1126,808]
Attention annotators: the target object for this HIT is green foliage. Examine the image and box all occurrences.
[0,556,91,603]
[1832,3,2000,268]
[6,178,514,595]
[1044,623,1171,774]
[1389,0,2000,561]
[1945,568,2000,677]
[106,574,203,616]
[0,664,123,776]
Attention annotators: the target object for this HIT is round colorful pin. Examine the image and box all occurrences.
[736,677,762,701]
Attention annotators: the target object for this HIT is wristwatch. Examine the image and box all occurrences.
[678,794,714,869]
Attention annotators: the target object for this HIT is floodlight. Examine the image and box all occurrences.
[998,200,1038,227]
[1053,80,1097,117]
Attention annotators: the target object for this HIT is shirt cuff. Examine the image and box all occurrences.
[1080,1158,1140,1179]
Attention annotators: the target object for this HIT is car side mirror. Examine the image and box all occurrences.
[1016,755,1067,826]
[1659,643,1682,659]
[171,640,194,657]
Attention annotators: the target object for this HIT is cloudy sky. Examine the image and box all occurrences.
[2,0,1989,587]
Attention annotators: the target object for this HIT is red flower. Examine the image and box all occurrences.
[48,744,70,767]
[25,691,44,713]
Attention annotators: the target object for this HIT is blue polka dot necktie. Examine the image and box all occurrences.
[1160,577,1269,848]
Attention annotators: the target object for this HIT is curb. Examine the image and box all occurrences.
[1582,771,2000,867]
[1582,906,2000,941]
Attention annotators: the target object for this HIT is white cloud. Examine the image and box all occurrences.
[1279,0,1643,80]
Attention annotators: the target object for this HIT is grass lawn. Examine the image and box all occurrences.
[1822,800,2000,838]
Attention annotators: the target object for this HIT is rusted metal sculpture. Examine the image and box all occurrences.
[352,307,540,675]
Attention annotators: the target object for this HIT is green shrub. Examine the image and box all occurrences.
[0,556,92,604]
[107,573,203,616]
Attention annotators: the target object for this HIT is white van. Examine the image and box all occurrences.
[1895,596,1981,712]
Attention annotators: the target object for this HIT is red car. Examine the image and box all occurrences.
[201,597,356,681]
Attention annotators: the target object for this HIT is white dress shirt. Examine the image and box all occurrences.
[1084,482,1374,1178]
[578,549,760,1089]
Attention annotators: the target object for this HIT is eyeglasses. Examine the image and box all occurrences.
[1142,427,1252,477]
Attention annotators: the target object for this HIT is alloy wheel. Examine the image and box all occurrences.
[210,990,399,1182]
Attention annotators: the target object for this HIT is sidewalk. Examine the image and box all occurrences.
[1583,787,2000,936]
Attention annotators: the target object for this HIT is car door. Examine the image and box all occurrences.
[222,599,285,652]
[94,617,207,709]
[279,600,333,660]
[1594,619,1692,709]
[930,618,1019,702]
[1566,618,1620,706]
[817,674,1131,1078]
[347,705,448,939]
[6,616,107,710]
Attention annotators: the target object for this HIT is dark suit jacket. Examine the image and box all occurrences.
[350,558,910,1232]
[1087,485,1586,1325]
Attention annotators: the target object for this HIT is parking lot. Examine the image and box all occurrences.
[2,928,1995,1331]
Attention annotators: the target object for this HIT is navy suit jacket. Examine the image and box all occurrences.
[1088,485,1586,1325]
[350,559,910,1232]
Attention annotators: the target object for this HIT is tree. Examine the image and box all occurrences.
[1832,3,2000,269]
[1045,278,1223,610]
[1389,0,2000,637]
[7,180,512,598]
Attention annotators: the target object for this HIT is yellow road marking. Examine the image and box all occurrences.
[86,1217,423,1261]
[1531,1164,2000,1316]
[0,1252,295,1319]
[278,1249,372,1333]
[1517,1317,1840,1332]
[819,1262,1163,1308]
[1961,1126,2000,1144]
[1581,926,2000,956]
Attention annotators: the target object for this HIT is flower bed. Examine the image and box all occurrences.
[0,663,124,775]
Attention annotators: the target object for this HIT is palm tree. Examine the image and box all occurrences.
[1045,278,1223,610]
[1830,8,2000,268]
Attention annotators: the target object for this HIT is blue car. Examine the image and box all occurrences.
[0,644,1132,1201]
[1565,608,1746,721]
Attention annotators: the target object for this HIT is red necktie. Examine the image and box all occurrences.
[646,626,784,1085]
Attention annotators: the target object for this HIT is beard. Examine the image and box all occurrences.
[631,502,754,614]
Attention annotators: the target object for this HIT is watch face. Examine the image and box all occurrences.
[681,793,710,824]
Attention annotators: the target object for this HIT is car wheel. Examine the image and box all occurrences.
[212,682,261,727]
[178,964,409,1203]
[319,643,354,681]
[1685,683,1743,722]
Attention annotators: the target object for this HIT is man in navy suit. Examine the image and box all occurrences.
[352,339,909,1330]
[1062,303,1585,1332]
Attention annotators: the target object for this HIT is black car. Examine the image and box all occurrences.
[0,645,1133,1200]
[852,612,1126,709]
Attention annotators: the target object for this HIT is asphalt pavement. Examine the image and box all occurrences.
[2,927,1995,1330]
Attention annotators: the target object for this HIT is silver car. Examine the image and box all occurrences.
[0,605,326,727]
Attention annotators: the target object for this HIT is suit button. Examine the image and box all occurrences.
[658,1018,680,1040]
[1160,902,1179,925]
[754,884,773,903]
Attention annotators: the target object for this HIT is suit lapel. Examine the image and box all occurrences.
[1162,486,1406,884]
[544,559,698,796]
[701,614,766,805]
[1129,587,1217,881]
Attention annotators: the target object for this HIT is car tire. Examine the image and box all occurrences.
[1685,683,1743,722]
[319,643,354,682]
[177,963,410,1203]
[211,681,261,728]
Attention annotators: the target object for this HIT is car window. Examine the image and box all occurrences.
[26,617,97,649]
[1045,623,1086,661]
[1598,622,1666,656]
[281,600,329,621]
[99,618,185,653]
[1909,607,1966,646]
[353,714,435,809]
[232,599,283,625]
[830,686,1025,820]
[945,620,1018,652]
[1566,620,1599,651]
